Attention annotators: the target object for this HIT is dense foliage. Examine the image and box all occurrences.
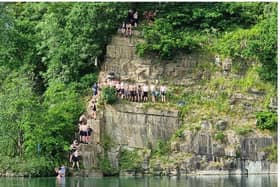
[0,2,128,175]
[101,86,117,104]
[119,149,143,171]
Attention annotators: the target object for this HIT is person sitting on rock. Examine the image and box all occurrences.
[71,150,80,170]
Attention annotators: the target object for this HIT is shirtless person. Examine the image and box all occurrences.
[128,84,134,101]
[79,122,88,144]
[142,83,149,102]
[69,140,80,163]
[79,114,87,124]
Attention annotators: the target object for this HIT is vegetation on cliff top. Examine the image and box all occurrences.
[136,2,277,85]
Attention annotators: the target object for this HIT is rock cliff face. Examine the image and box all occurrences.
[103,104,180,148]
[80,33,277,176]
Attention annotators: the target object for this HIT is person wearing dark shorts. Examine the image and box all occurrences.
[71,150,80,170]
[143,84,149,102]
[69,140,79,162]
[87,124,93,143]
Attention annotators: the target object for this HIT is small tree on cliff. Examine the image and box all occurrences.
[101,86,117,104]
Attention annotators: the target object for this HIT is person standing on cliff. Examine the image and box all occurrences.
[150,84,156,103]
[137,84,143,102]
[120,81,125,99]
[79,122,88,144]
[160,85,167,103]
[133,10,138,27]
[143,83,149,102]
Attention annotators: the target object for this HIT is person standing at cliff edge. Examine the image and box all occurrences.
[160,85,167,103]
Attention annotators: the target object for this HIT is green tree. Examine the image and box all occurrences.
[0,70,41,157]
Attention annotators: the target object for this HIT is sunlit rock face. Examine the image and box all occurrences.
[103,104,180,148]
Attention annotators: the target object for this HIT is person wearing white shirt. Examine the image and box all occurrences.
[160,85,167,103]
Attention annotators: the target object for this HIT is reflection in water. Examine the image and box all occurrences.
[56,176,65,187]
[0,175,276,187]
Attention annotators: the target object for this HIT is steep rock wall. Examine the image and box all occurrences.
[103,104,180,148]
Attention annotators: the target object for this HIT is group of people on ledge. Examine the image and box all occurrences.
[93,79,167,103]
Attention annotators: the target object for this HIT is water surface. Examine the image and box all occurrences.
[0,175,277,187]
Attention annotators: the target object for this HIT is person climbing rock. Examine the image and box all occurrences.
[79,114,87,124]
[91,100,97,120]
[69,140,80,162]
[87,124,93,143]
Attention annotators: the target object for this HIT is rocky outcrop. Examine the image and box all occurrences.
[100,34,212,85]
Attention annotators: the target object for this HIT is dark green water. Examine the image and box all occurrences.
[0,175,277,187]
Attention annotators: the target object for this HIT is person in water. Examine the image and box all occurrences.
[55,166,66,186]
[55,165,66,178]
